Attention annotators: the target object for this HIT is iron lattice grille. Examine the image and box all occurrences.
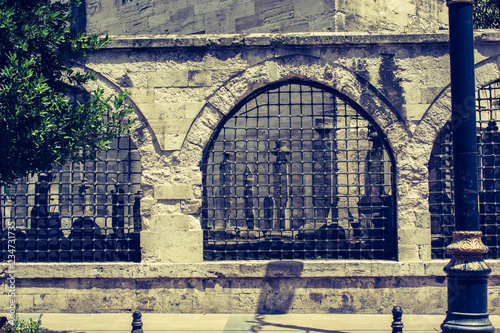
[430,80,500,259]
[202,83,396,260]
[0,136,142,262]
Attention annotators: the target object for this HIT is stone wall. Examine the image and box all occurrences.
[7,261,500,314]
[2,31,500,315]
[84,0,448,35]
[84,31,500,264]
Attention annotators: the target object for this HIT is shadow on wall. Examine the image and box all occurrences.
[251,264,350,333]
[255,261,304,314]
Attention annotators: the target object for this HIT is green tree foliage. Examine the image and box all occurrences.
[474,0,500,28]
[0,0,133,185]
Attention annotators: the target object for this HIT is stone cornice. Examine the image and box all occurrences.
[3,260,500,279]
[102,31,500,50]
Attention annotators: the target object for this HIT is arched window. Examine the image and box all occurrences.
[0,88,142,262]
[429,80,500,259]
[201,82,396,260]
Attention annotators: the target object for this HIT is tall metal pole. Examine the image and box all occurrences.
[441,1,495,332]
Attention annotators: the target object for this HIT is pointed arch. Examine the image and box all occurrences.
[421,54,500,259]
[70,61,159,157]
[0,63,152,263]
[200,80,397,260]
[180,54,409,166]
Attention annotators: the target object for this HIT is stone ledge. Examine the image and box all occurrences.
[103,31,500,50]
[4,260,500,279]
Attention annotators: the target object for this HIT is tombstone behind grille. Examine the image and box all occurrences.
[0,130,142,262]
[429,79,500,259]
[202,82,396,261]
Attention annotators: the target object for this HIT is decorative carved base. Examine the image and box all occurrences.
[444,231,492,275]
[446,231,489,256]
[441,231,495,333]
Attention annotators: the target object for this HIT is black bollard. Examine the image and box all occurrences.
[131,311,144,333]
[391,306,403,333]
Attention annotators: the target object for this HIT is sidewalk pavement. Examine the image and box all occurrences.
[15,312,500,333]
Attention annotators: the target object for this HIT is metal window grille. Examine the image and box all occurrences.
[430,80,500,259]
[201,82,397,261]
[0,90,142,262]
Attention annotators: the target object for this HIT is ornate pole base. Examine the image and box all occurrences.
[441,231,495,333]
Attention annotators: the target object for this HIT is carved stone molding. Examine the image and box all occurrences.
[446,231,489,256]
[444,231,492,275]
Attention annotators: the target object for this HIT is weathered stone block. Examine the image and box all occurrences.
[141,229,203,263]
[416,211,431,229]
[127,18,149,34]
[188,70,212,87]
[128,88,154,104]
[11,294,34,311]
[399,228,431,245]
[141,230,203,248]
[148,70,188,87]
[207,86,235,115]
[162,119,193,134]
[139,102,204,119]
[235,14,264,32]
[420,87,443,104]
[33,292,68,310]
[112,71,149,88]
[170,6,195,22]
[233,1,255,19]
[398,245,420,261]
[151,214,193,232]
[154,185,193,200]
[135,102,205,151]
[0,295,13,310]
[406,103,430,121]
[140,197,157,215]
[161,133,185,151]
[184,102,206,118]
[418,244,431,261]
[181,199,202,214]
[293,0,324,18]
[402,86,422,104]
[185,120,214,147]
[193,0,220,16]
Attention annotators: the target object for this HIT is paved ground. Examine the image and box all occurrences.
[14,312,500,333]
